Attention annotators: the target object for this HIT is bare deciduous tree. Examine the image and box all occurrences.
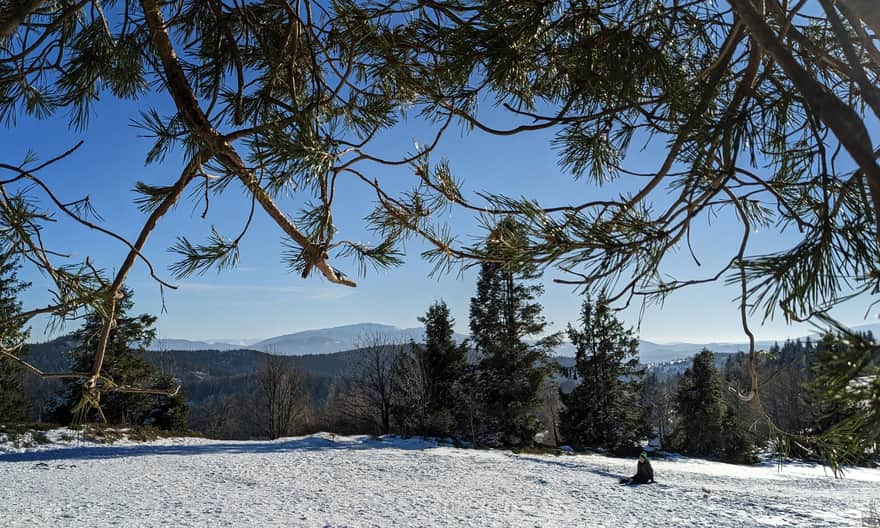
[253,355,308,440]
[345,334,403,436]
[641,372,678,450]
[392,344,431,435]
[537,379,565,448]
[190,396,235,439]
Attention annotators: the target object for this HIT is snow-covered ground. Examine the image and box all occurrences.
[1,432,877,527]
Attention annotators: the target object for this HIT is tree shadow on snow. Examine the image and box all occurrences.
[507,453,628,481]
[0,435,443,463]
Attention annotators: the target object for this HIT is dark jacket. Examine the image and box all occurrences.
[631,459,654,484]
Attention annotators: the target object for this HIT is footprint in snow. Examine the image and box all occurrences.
[29,462,75,470]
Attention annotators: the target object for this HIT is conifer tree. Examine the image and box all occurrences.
[720,405,758,464]
[469,218,559,445]
[0,250,30,423]
[561,296,646,453]
[418,300,467,434]
[674,350,725,456]
[55,288,187,428]
[148,374,190,432]
[804,327,880,470]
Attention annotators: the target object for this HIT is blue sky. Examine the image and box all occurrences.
[1,84,875,345]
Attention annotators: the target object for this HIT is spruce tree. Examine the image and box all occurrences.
[56,288,186,428]
[0,250,31,423]
[804,329,880,469]
[469,218,559,446]
[418,300,467,434]
[674,349,725,456]
[720,406,758,464]
[148,374,190,432]
[561,296,646,453]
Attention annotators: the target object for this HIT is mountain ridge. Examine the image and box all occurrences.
[149,335,764,361]
[147,320,880,362]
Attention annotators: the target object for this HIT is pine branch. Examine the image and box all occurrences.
[139,0,356,287]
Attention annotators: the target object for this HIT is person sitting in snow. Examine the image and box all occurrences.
[632,451,654,483]
[621,451,655,484]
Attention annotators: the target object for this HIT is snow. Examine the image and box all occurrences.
[1,432,877,527]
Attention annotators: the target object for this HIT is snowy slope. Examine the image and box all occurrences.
[1,433,876,527]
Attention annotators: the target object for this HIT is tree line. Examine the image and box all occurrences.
[0,237,875,467]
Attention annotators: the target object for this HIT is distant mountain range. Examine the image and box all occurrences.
[24,321,880,415]
[151,320,880,363]
[151,323,753,363]
[549,339,775,363]
[152,323,469,357]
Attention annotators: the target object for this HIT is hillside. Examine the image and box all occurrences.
[1,432,875,527]
[147,320,880,362]
[21,336,730,409]
[151,347,382,405]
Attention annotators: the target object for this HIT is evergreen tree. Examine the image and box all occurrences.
[674,350,724,456]
[804,328,880,469]
[148,374,190,432]
[418,300,467,435]
[720,405,758,464]
[55,288,186,428]
[722,339,817,452]
[560,296,646,453]
[456,362,485,447]
[0,250,30,423]
[469,218,559,446]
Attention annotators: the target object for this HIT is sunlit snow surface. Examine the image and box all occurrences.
[1,432,877,527]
